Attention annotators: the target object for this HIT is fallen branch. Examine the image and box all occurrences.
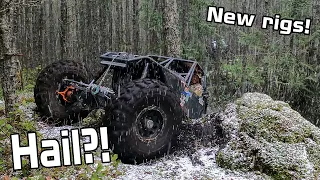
[0,53,23,62]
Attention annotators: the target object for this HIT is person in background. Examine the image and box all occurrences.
[190,71,203,97]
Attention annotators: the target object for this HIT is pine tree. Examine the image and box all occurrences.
[163,0,181,57]
[0,0,21,115]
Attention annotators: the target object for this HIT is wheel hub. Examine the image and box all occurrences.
[146,119,154,129]
[57,85,75,103]
[135,106,166,139]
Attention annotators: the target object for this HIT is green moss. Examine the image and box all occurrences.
[315,169,320,179]
[271,104,283,111]
[216,152,227,167]
[237,107,259,121]
[216,149,253,171]
[253,102,284,112]
[255,161,295,180]
[270,171,292,180]
[216,151,235,170]
[236,99,244,106]
[0,106,41,177]
[306,145,320,172]
[255,104,264,110]
[239,109,283,142]
[238,102,315,144]
[0,105,4,116]
[225,95,320,179]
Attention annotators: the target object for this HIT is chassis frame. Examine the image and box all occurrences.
[62,52,209,119]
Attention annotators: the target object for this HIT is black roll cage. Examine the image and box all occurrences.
[99,52,205,87]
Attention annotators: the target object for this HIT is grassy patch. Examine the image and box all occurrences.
[0,66,40,100]
[9,153,124,180]
[19,66,42,94]
[0,105,41,177]
[1,108,124,179]
[1,100,124,179]
[0,86,3,100]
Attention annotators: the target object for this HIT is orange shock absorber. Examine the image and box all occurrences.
[57,86,75,103]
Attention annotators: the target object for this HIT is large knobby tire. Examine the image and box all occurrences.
[34,60,92,125]
[105,79,185,164]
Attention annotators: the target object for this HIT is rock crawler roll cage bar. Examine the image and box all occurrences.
[99,52,206,87]
[59,51,206,101]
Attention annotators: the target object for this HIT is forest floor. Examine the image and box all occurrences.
[0,92,271,180]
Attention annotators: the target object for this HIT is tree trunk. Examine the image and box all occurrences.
[60,0,68,60]
[0,0,21,115]
[121,1,126,51]
[163,0,181,57]
[126,0,132,52]
[150,0,160,54]
[181,0,189,45]
[132,0,139,54]
[115,2,121,50]
[108,0,113,51]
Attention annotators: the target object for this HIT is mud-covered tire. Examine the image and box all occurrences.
[34,60,92,125]
[105,79,184,164]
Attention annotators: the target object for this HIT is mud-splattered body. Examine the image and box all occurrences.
[34,52,209,163]
[96,52,208,119]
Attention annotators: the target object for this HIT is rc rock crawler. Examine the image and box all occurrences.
[34,52,209,163]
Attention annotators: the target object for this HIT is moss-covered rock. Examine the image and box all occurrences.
[81,109,105,127]
[216,92,320,179]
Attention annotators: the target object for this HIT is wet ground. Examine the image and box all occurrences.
[0,95,269,180]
